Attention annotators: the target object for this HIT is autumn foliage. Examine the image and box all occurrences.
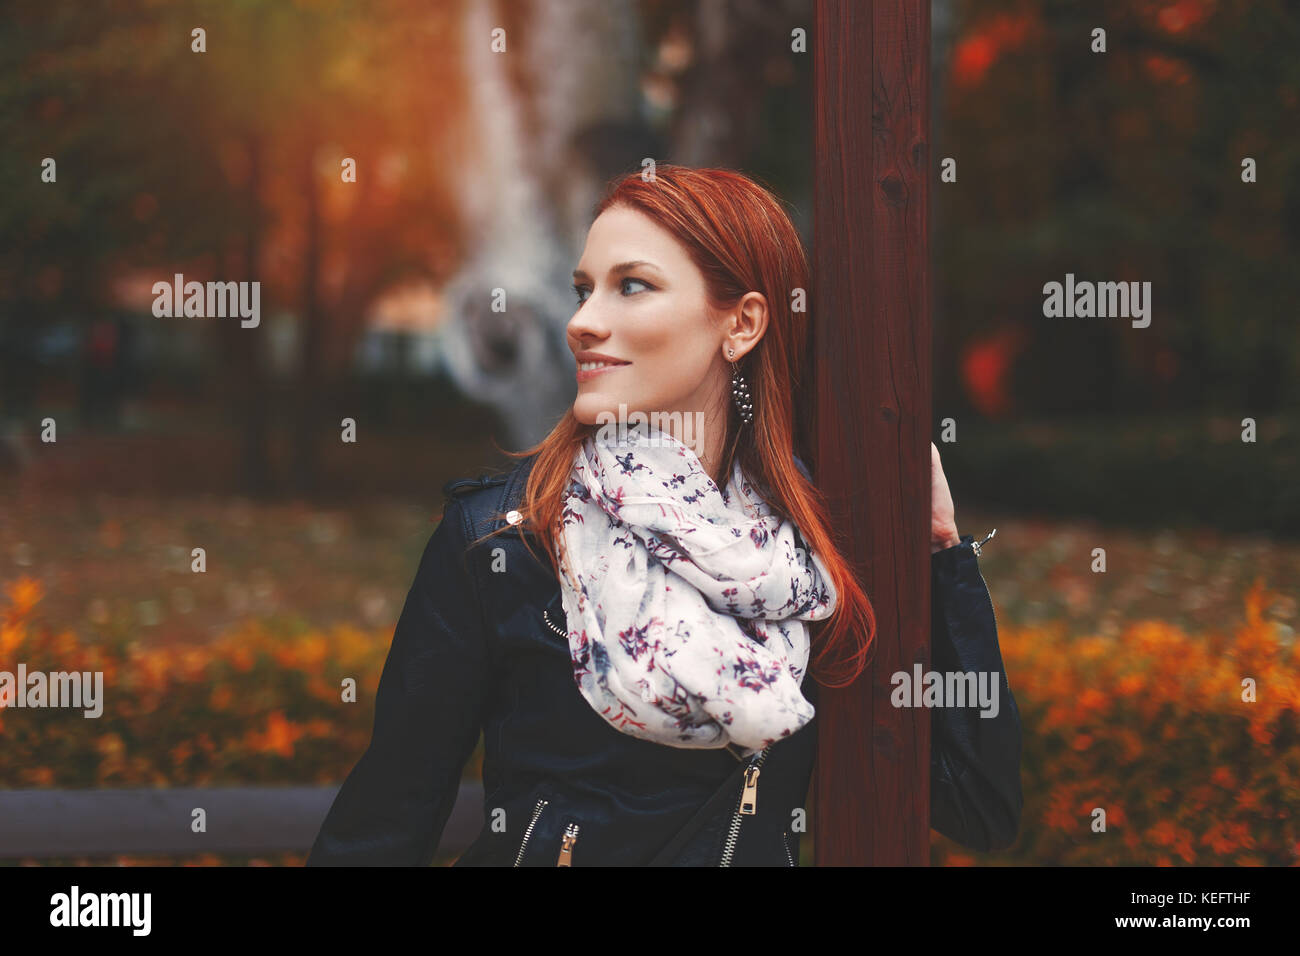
[3,574,1296,864]
[0,576,393,789]
[934,578,1300,866]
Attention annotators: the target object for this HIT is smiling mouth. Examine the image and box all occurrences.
[575,360,630,383]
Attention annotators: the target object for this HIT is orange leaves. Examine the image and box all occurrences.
[0,575,391,790]
[1075,687,1108,716]
[5,576,43,618]
[230,645,256,673]
[1210,765,1234,787]
[1115,673,1147,698]
[0,620,22,660]
[2,576,43,657]
[1243,577,1268,626]
[272,634,328,671]
[934,579,1300,866]
[244,711,304,759]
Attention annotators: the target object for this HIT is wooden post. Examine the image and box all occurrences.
[811,0,931,865]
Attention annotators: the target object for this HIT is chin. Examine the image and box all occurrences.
[571,394,615,426]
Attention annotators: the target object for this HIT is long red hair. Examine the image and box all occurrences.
[470,164,875,689]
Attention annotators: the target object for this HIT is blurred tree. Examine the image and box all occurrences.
[935,0,1300,420]
[1,0,814,490]
[0,0,468,492]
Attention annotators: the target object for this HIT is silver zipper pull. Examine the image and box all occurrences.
[972,528,997,557]
[556,822,580,866]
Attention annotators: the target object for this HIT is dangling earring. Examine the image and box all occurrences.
[729,348,753,425]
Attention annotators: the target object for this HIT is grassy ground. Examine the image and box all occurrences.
[3,496,1292,651]
[0,492,440,648]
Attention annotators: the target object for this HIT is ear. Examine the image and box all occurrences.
[723,291,769,360]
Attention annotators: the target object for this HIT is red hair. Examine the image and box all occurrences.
[472,164,875,689]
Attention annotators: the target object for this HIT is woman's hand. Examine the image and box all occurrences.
[931,442,961,553]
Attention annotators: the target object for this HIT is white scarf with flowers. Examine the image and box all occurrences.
[554,424,837,756]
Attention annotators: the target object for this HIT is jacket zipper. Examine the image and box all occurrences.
[718,745,770,866]
[513,797,549,866]
[556,822,581,866]
[542,607,566,637]
[782,829,795,867]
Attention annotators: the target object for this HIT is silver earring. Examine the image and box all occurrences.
[730,353,753,425]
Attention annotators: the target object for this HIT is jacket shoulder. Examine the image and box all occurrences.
[440,473,510,499]
[440,454,538,539]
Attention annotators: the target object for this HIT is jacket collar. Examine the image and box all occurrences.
[501,453,536,515]
[470,453,537,539]
[481,449,812,536]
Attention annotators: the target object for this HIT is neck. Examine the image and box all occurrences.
[670,407,730,487]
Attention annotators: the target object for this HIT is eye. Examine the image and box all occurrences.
[572,277,653,306]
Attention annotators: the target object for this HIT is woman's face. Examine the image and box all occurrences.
[567,205,734,441]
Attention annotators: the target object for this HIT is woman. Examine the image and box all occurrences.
[307,165,1022,866]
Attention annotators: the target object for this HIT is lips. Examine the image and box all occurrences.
[574,352,630,382]
[575,351,629,367]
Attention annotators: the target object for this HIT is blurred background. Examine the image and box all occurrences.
[0,0,1296,866]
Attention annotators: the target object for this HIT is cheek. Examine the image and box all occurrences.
[623,327,711,400]
[622,319,676,364]
[629,311,715,371]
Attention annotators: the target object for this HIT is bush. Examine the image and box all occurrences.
[0,576,397,788]
[935,579,1300,865]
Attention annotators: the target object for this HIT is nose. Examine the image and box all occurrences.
[566,300,611,352]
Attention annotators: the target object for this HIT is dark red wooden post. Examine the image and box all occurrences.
[810,0,931,865]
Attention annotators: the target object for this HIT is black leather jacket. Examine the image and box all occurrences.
[307,453,1023,866]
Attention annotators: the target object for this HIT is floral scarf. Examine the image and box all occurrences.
[555,424,837,756]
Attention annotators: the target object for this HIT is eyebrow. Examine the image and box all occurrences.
[571,260,662,281]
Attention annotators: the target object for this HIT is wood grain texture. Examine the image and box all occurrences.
[812,0,931,865]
